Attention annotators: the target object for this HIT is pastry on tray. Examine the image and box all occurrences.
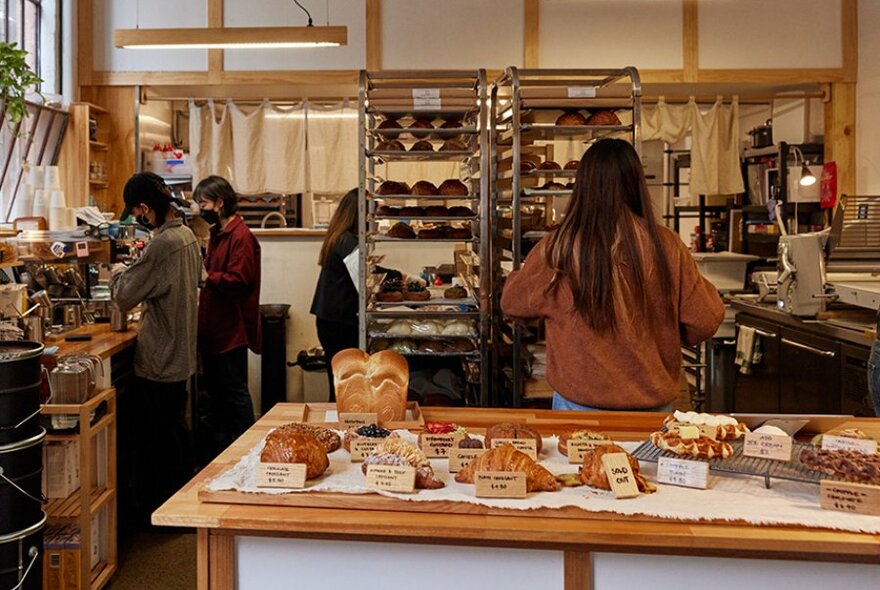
[484,422,543,454]
[579,444,655,493]
[376,139,405,151]
[555,111,589,126]
[343,423,397,452]
[798,447,880,485]
[400,206,426,217]
[448,205,475,217]
[443,285,468,299]
[439,179,469,196]
[520,160,537,173]
[376,180,410,196]
[409,140,434,152]
[375,205,400,217]
[586,110,621,126]
[386,222,416,239]
[332,349,409,423]
[274,422,341,453]
[412,180,440,196]
[538,160,561,170]
[557,430,610,456]
[378,119,402,130]
[439,139,468,151]
[260,430,330,480]
[403,281,431,301]
[649,431,734,460]
[663,411,750,440]
[361,437,445,489]
[563,160,579,170]
[408,118,435,131]
[455,444,559,492]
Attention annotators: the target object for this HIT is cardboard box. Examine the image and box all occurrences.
[45,441,80,499]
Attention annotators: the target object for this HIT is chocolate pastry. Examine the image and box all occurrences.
[376,180,410,196]
[443,285,467,299]
[375,205,400,217]
[539,160,561,170]
[520,160,537,172]
[376,139,405,151]
[458,437,484,449]
[448,205,475,217]
[439,179,469,196]
[400,206,425,217]
[386,222,416,239]
[555,111,589,126]
[439,139,468,151]
[564,160,579,170]
[586,110,621,126]
[409,140,434,152]
[404,281,431,301]
[799,448,880,485]
[411,180,440,196]
[425,205,449,217]
[377,277,404,302]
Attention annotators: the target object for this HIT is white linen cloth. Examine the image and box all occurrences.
[306,101,358,194]
[189,100,234,184]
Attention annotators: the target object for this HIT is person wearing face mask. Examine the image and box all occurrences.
[111,172,203,526]
[192,175,261,462]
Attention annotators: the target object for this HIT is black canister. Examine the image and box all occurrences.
[0,429,46,536]
[0,513,45,590]
[0,342,45,445]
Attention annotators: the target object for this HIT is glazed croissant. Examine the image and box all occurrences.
[361,437,444,489]
[275,422,341,453]
[260,431,330,480]
[579,444,653,493]
[455,443,559,492]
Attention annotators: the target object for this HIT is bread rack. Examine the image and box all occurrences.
[358,70,491,406]
[489,68,642,407]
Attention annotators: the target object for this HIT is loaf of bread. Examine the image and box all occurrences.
[425,205,449,216]
[408,118,434,130]
[409,140,434,152]
[555,111,589,126]
[564,160,579,170]
[412,180,440,196]
[439,179,469,196]
[376,181,410,196]
[586,110,621,126]
[375,205,399,217]
[386,222,416,239]
[520,160,537,172]
[539,160,561,170]
[439,139,468,151]
[376,139,405,151]
[440,119,463,129]
[448,205,475,217]
[332,349,409,423]
[485,422,543,454]
[378,119,402,130]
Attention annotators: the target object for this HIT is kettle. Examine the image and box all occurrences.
[60,354,103,393]
[49,359,95,404]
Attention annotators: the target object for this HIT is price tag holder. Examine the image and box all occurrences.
[657,456,709,490]
[567,86,597,98]
[419,434,463,458]
[491,438,538,460]
[600,452,640,499]
[448,447,486,473]
[350,438,382,462]
[567,438,613,464]
[412,89,442,111]
[256,463,307,489]
[742,432,792,461]
[339,412,378,429]
[820,480,880,516]
[365,465,416,493]
[475,471,527,498]
[821,435,878,455]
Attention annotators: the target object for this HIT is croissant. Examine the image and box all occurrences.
[361,437,444,489]
[579,444,653,493]
[260,431,329,480]
[455,444,559,492]
[275,422,341,453]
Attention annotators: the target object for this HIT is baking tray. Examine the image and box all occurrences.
[372,126,479,139]
[366,309,481,319]
[372,216,478,223]
[371,236,476,243]
[369,193,478,201]
[302,401,424,431]
[370,296,478,308]
[368,150,476,162]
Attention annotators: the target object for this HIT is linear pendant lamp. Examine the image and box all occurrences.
[114,26,347,49]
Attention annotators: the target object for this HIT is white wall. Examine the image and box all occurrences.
[857,0,880,193]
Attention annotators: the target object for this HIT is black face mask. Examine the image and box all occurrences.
[200,209,220,226]
[136,214,154,230]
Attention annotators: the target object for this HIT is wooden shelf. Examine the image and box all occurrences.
[46,487,115,520]
[89,180,109,188]
[91,560,116,590]
[84,102,108,115]
[0,260,23,269]
[90,140,109,151]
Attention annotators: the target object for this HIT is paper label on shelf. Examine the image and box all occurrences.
[821,435,878,455]
[491,438,538,460]
[412,89,442,110]
[339,412,378,429]
[256,463,307,489]
[75,241,89,258]
[657,456,709,490]
[448,447,486,473]
[365,465,416,493]
[568,86,597,98]
[600,453,640,499]
[475,471,527,498]
[567,438,613,464]
[820,480,880,516]
[743,432,792,461]
[419,434,464,458]
[350,438,383,462]
[412,88,441,99]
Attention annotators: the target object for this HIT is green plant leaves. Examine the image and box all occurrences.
[0,41,43,126]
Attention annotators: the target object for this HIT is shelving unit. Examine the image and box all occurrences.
[358,70,491,406]
[490,67,642,407]
[41,387,117,590]
[59,103,112,211]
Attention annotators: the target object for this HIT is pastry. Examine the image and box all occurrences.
[448,205,475,217]
[408,118,434,131]
[361,437,445,489]
[385,320,412,336]
[417,227,444,239]
[579,444,654,493]
[439,139,468,151]
[441,320,474,336]
[558,430,610,456]
[649,431,734,460]
[440,119,463,129]
[425,421,463,434]
[446,226,472,239]
[376,139,405,151]
[539,160,561,170]
[411,180,440,196]
[586,110,621,126]
[555,111,589,126]
[378,119,402,130]
[403,281,431,301]
[386,222,416,239]
[425,205,449,217]
[376,291,404,302]
[260,430,329,480]
[455,444,558,492]
[375,205,399,217]
[376,180,410,196]
[443,285,467,299]
[811,428,870,448]
[563,160,579,170]
[343,423,396,452]
[541,181,566,191]
[439,179,469,196]
[409,140,434,152]
[332,349,409,423]
[400,206,426,217]
[485,422,543,454]
[798,448,880,485]
[663,411,750,440]
[520,160,537,172]
[275,422,341,453]
[458,437,484,449]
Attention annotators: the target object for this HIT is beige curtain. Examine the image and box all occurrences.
[189,100,234,184]
[306,101,358,194]
[642,98,694,144]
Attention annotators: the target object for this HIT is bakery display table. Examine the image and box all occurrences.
[154,406,880,589]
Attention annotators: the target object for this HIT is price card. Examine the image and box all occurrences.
[412,89,442,111]
[567,86,597,98]
[820,480,880,516]
[256,463,307,489]
[742,432,792,461]
[412,88,441,99]
[698,424,718,440]
[821,435,878,455]
[350,438,383,462]
[75,241,90,258]
[419,434,464,458]
[448,447,486,473]
[567,438,613,464]
[339,412,378,429]
[600,453,640,499]
[475,471,527,498]
[365,465,416,493]
[657,456,709,490]
[491,438,538,460]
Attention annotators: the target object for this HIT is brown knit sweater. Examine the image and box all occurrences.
[501,226,724,409]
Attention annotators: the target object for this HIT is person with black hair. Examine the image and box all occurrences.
[111,171,202,524]
[192,175,261,461]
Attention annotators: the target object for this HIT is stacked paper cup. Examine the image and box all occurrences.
[12,184,35,222]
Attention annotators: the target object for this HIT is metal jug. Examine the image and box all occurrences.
[110,305,128,332]
[49,359,94,404]
[59,354,102,395]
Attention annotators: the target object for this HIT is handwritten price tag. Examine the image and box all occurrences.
[657,456,709,490]
[365,465,416,493]
[491,438,538,460]
[448,447,485,473]
[419,434,464,458]
[743,432,792,461]
[350,438,382,462]
[821,435,878,455]
[339,412,378,429]
[820,480,880,516]
[567,438,613,464]
[475,471,527,498]
[600,453,640,499]
[256,463,307,489]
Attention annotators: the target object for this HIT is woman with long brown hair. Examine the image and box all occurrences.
[501,139,723,410]
[310,189,360,401]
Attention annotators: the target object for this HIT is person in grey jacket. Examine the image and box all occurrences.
[111,172,203,524]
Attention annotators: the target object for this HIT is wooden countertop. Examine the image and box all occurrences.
[251,228,326,238]
[153,406,880,563]
[48,322,137,360]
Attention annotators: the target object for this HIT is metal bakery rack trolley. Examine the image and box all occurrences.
[490,67,642,406]
[357,70,491,406]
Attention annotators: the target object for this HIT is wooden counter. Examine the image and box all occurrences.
[48,322,137,360]
[154,406,880,589]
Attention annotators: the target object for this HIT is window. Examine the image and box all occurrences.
[1,1,61,95]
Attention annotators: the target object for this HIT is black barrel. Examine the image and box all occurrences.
[0,429,45,536]
[259,304,290,414]
[0,513,45,590]
[0,342,45,445]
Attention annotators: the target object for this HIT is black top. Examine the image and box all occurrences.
[310,232,359,325]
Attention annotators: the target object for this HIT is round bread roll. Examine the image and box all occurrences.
[386,222,416,239]
[376,291,404,302]
[378,119,402,130]
[408,118,434,130]
[446,227,472,239]
[439,139,468,151]
[564,160,579,170]
[586,110,621,126]
[376,181,410,196]
[411,180,440,196]
[400,206,425,217]
[448,205,475,217]
[375,205,399,217]
[443,285,467,299]
[425,205,449,217]
[403,285,431,301]
[542,181,566,191]
[521,160,537,172]
[539,160,561,170]
[376,139,405,151]
[409,140,434,152]
[485,422,543,454]
[440,119,463,129]
[439,179,469,196]
[555,111,589,126]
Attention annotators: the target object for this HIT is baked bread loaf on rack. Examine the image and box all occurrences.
[409,140,434,152]
[386,222,416,239]
[579,444,654,493]
[378,119,402,130]
[260,430,330,480]
[376,181,410,196]
[455,444,558,492]
[439,179,469,196]
[564,160,579,170]
[555,111,589,126]
[586,110,621,126]
[539,160,561,170]
[440,139,468,151]
[361,437,445,489]
[332,349,409,423]
[412,180,440,196]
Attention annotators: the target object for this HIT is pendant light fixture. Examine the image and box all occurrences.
[115,0,347,50]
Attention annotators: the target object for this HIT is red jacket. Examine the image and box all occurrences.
[199,215,262,354]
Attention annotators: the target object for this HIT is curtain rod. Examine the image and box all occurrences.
[143,96,355,104]
[642,93,825,104]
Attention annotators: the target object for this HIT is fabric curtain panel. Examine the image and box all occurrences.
[189,100,234,184]
[307,101,358,194]
[642,98,693,144]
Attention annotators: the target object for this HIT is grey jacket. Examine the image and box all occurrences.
[111,219,202,382]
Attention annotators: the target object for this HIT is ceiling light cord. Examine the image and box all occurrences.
[294,0,314,27]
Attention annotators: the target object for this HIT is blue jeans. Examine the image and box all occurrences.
[552,391,675,413]
[869,340,880,417]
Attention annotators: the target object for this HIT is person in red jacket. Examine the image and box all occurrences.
[194,175,261,461]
